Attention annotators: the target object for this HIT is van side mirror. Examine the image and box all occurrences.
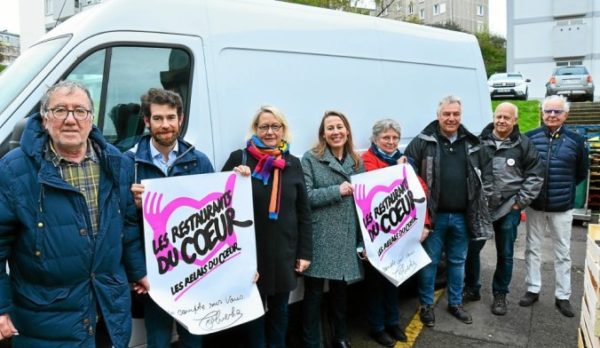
[525,79,531,83]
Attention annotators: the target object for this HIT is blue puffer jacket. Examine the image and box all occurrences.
[525,125,588,212]
[126,135,214,183]
[0,113,146,347]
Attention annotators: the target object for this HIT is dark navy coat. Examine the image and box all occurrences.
[525,125,587,212]
[0,113,145,347]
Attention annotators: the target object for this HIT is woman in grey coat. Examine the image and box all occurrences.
[301,110,364,348]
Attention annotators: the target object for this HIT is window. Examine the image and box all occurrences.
[419,8,425,19]
[477,4,484,16]
[440,3,446,14]
[0,37,69,115]
[45,0,53,15]
[433,4,439,15]
[556,60,584,67]
[64,46,192,151]
[408,2,414,15]
[477,21,485,32]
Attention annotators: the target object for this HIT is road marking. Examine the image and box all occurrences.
[395,289,444,347]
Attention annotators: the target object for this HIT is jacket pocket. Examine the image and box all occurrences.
[13,280,70,308]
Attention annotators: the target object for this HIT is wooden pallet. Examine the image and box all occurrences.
[582,224,600,347]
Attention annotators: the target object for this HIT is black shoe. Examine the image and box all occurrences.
[333,339,352,348]
[555,299,575,317]
[462,287,481,303]
[518,291,539,307]
[370,330,396,347]
[491,293,507,316]
[386,325,407,342]
[447,305,473,324]
[419,305,435,327]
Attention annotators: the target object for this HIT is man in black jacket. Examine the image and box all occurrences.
[464,102,543,316]
[518,95,588,318]
[405,95,492,327]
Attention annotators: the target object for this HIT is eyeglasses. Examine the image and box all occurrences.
[379,135,400,143]
[257,124,282,133]
[47,107,92,120]
[543,109,565,115]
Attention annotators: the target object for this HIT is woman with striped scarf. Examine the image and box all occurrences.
[220,105,313,348]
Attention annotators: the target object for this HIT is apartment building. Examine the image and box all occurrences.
[507,0,600,100]
[0,31,20,66]
[375,0,489,33]
[44,0,104,30]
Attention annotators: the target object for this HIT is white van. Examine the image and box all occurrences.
[0,0,491,162]
[0,0,491,345]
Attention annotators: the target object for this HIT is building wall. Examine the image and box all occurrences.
[0,31,20,65]
[507,0,600,100]
[376,0,489,33]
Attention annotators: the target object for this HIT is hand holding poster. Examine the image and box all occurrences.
[351,164,431,286]
[141,172,264,334]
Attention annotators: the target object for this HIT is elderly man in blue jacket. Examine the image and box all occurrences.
[519,95,588,317]
[0,81,148,347]
[128,88,214,348]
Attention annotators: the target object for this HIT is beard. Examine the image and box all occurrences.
[152,129,180,147]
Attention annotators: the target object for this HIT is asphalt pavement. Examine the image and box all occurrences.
[345,221,586,348]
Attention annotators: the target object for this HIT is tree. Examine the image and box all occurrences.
[426,21,506,77]
[475,31,506,77]
[429,20,465,33]
[0,65,5,74]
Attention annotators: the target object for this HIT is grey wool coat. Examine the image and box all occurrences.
[301,148,365,282]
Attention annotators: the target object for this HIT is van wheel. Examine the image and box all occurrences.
[521,90,528,100]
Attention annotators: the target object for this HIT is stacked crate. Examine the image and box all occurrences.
[590,136,600,213]
[582,224,600,347]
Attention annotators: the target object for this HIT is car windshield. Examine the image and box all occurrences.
[0,36,70,116]
[490,73,523,81]
[555,66,588,76]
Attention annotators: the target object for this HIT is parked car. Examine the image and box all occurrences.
[545,65,594,102]
[488,72,530,100]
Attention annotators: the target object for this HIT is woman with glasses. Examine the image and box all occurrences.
[301,111,364,348]
[221,105,313,348]
[360,119,431,347]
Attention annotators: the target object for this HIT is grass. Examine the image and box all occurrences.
[491,99,541,133]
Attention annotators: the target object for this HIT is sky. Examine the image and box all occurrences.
[0,0,20,34]
[489,0,507,37]
[0,0,507,37]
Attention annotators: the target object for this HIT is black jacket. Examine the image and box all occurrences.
[405,120,493,240]
[479,123,544,220]
[222,150,312,295]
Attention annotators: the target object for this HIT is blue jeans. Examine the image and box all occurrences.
[303,277,348,348]
[244,292,290,348]
[418,212,469,307]
[465,208,520,294]
[365,263,399,332]
[144,296,202,348]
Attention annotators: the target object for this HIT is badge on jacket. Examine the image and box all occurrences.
[507,158,515,166]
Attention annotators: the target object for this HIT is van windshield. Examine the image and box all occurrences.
[0,36,70,115]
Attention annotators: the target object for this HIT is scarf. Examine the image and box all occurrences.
[370,142,402,166]
[246,135,289,220]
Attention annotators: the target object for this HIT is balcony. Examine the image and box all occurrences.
[552,20,590,58]
[553,0,590,18]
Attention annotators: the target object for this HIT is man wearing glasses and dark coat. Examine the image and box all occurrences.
[519,95,588,318]
[0,81,148,347]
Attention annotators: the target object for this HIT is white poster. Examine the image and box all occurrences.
[141,172,264,334]
[352,164,431,286]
